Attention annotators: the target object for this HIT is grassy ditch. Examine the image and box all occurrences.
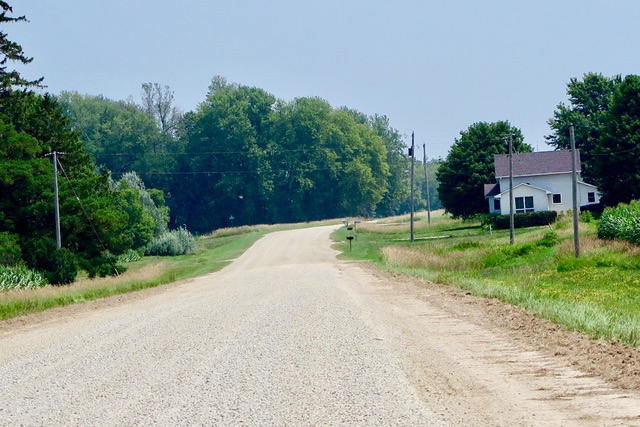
[0,220,336,321]
[334,212,640,346]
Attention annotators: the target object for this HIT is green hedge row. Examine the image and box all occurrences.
[487,211,558,229]
[598,201,640,244]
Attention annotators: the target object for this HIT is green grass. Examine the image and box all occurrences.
[333,212,640,346]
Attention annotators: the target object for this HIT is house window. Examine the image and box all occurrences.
[515,196,534,213]
[493,199,500,211]
[552,194,562,204]
[588,192,596,203]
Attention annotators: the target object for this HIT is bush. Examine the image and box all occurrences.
[537,231,559,247]
[45,248,79,285]
[0,232,22,266]
[145,227,196,256]
[0,266,48,291]
[598,201,640,244]
[84,251,126,279]
[487,211,558,229]
[22,238,79,285]
[581,210,595,223]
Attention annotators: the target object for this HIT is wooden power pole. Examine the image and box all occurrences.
[508,134,515,245]
[45,151,63,250]
[423,143,431,225]
[410,132,415,242]
[570,125,580,258]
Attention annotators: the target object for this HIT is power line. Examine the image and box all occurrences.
[112,167,336,176]
[98,148,328,156]
[56,158,120,277]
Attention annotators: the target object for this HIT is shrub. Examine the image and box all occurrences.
[22,238,79,285]
[0,266,48,291]
[84,251,126,279]
[488,211,558,229]
[45,248,79,285]
[581,210,595,223]
[0,232,22,266]
[598,201,640,244]
[537,231,560,247]
[145,227,196,256]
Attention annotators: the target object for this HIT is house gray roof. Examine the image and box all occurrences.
[494,150,580,178]
[484,183,500,197]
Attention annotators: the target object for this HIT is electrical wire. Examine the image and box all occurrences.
[56,158,120,277]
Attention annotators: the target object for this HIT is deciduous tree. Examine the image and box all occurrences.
[437,121,530,219]
[546,73,621,181]
[593,75,640,205]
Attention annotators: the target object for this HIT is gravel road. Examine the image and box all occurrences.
[1,225,640,426]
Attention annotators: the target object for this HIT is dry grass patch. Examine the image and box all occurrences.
[0,263,168,305]
[382,245,484,271]
[556,234,640,258]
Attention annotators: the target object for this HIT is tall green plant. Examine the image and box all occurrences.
[598,201,640,244]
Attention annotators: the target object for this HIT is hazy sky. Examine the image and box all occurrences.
[7,1,640,159]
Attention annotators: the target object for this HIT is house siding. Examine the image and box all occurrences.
[498,185,549,215]
[496,174,599,214]
[487,150,600,215]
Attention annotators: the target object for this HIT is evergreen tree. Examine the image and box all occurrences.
[0,1,43,92]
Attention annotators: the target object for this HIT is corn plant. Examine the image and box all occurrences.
[598,201,640,244]
[0,266,48,291]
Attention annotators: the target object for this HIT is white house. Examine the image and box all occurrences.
[484,150,600,215]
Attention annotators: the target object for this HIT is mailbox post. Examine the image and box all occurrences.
[346,235,354,251]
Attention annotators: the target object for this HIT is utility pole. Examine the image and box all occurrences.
[423,143,431,225]
[409,132,415,242]
[570,125,581,258]
[45,151,64,249]
[508,134,515,245]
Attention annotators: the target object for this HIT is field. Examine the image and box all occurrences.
[334,211,640,346]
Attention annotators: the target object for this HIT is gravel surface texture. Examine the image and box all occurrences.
[1,225,640,426]
[0,226,445,426]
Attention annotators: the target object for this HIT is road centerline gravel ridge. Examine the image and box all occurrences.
[1,225,639,426]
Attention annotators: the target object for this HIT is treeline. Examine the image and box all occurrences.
[3,1,442,285]
[0,90,186,284]
[0,3,194,285]
[60,77,441,233]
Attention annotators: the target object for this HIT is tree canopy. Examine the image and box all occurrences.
[546,73,621,181]
[547,72,640,206]
[437,121,530,219]
[169,83,393,232]
[592,75,640,205]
